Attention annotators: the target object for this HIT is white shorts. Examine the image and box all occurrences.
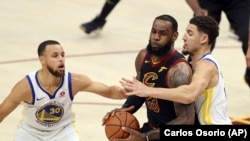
[13,122,80,141]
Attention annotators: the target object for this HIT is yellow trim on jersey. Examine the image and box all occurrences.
[71,111,82,141]
[202,88,213,124]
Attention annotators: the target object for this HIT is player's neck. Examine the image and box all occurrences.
[152,49,174,63]
[38,70,62,88]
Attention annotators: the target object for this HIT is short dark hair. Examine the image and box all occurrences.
[155,14,178,32]
[189,16,219,45]
[37,40,60,56]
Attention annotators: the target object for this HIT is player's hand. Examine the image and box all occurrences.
[114,127,145,141]
[119,77,149,97]
[194,8,208,16]
[102,106,135,126]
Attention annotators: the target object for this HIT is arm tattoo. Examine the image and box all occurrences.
[169,66,191,88]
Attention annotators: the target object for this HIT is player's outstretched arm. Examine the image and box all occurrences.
[0,78,30,123]
[120,60,214,104]
[71,73,127,99]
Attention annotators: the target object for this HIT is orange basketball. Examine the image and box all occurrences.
[104,111,140,141]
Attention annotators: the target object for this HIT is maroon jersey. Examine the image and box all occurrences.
[140,50,189,128]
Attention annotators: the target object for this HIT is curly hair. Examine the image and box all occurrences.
[189,16,219,45]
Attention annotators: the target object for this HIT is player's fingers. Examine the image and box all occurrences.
[102,112,111,125]
[120,82,134,92]
[124,106,135,112]
[111,108,123,116]
[125,91,135,96]
[119,80,131,87]
[102,108,120,125]
[121,127,135,134]
[121,77,134,84]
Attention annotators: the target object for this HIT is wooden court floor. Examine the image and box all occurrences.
[0,0,249,140]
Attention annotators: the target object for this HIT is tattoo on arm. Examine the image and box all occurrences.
[169,65,191,88]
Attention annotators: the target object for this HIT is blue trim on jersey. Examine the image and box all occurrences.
[200,52,211,60]
[68,72,74,101]
[202,58,218,69]
[35,71,65,99]
[200,53,218,69]
[35,71,52,98]
[26,75,35,105]
[52,75,65,99]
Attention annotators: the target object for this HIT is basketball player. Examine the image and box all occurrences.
[185,0,250,88]
[0,40,127,141]
[102,15,195,141]
[120,16,232,125]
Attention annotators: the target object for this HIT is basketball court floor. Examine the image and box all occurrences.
[0,0,249,140]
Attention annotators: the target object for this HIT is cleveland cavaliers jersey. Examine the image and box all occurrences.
[140,50,190,128]
[22,71,75,131]
[195,53,232,124]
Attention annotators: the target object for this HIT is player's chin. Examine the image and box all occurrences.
[181,50,189,56]
[57,70,65,77]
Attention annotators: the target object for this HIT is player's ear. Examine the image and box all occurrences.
[39,56,45,65]
[172,31,178,41]
[200,33,208,45]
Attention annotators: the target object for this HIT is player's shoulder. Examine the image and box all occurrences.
[137,48,147,57]
[70,73,92,83]
[197,59,217,73]
[172,61,193,73]
[70,72,95,93]
[10,77,33,102]
[16,77,29,88]
[71,72,87,79]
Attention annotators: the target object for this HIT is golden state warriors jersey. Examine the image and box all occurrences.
[195,53,232,124]
[23,71,74,131]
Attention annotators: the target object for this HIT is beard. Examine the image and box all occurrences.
[47,66,64,77]
[146,40,172,56]
[181,49,189,56]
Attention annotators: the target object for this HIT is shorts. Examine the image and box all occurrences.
[13,122,80,141]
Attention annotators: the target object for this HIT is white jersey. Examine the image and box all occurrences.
[22,71,75,131]
[195,53,232,125]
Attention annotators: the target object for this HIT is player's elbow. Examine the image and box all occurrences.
[182,86,201,104]
[182,94,196,104]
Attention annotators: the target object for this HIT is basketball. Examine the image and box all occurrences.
[104,111,140,141]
